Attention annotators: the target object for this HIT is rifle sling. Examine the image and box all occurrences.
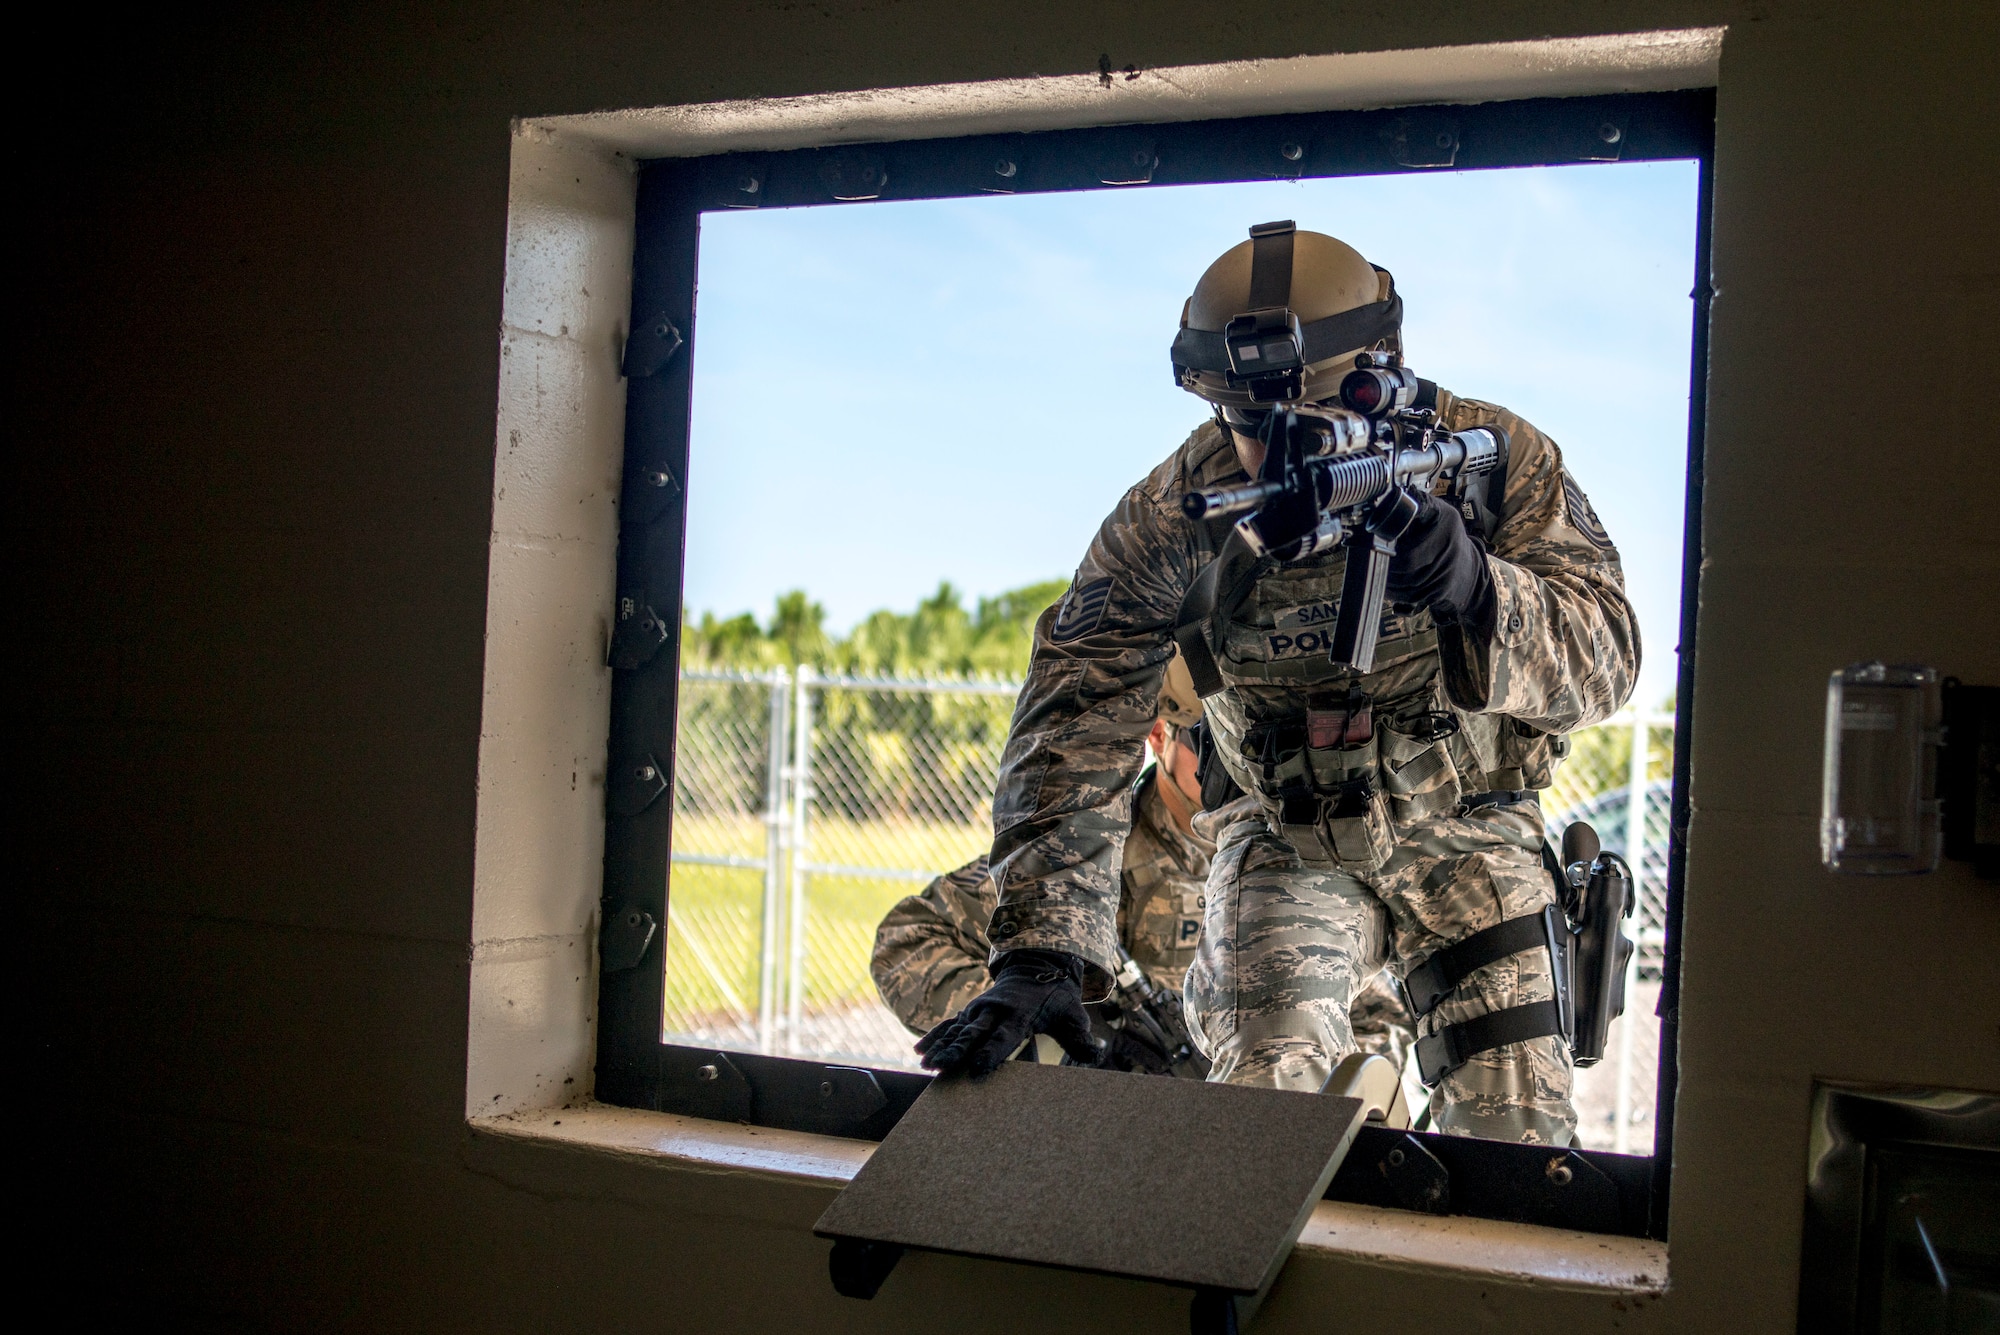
[1171,526,1267,699]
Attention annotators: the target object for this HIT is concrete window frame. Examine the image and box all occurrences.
[466,24,1720,1291]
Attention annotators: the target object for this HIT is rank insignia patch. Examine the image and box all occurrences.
[1562,469,1614,550]
[1050,577,1114,642]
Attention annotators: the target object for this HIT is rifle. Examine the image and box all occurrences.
[1103,948,1212,1080]
[1181,353,1506,674]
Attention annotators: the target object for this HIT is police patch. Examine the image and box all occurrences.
[1050,576,1114,642]
[1562,470,1614,550]
[1264,602,1399,660]
[1274,600,1342,632]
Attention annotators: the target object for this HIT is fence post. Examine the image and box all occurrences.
[786,665,816,1055]
[756,668,790,1054]
[1623,710,1648,895]
[1613,709,1651,1153]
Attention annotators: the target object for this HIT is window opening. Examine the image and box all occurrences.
[599,92,1713,1240]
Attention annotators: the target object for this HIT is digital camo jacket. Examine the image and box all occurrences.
[984,391,1639,996]
[873,771,1209,1027]
[873,770,1418,1066]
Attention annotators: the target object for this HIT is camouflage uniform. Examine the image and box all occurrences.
[874,771,1414,1065]
[986,392,1636,1143]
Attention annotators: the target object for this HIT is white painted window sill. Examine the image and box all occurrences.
[471,1102,1667,1295]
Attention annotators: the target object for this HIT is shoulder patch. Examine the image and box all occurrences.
[1561,469,1614,550]
[1050,577,1115,643]
[942,855,992,893]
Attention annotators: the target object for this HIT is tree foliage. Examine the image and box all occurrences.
[681,578,1069,681]
[676,580,1070,822]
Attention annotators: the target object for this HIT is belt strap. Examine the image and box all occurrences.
[1414,999,1567,1086]
[1460,788,1535,812]
[1404,912,1550,1017]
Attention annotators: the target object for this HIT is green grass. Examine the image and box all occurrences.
[661,718,1667,1031]
[661,815,992,1027]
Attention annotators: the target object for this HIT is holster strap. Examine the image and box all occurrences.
[1414,999,1567,1087]
[1404,912,1550,1017]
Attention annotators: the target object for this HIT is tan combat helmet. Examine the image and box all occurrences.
[1169,222,1402,413]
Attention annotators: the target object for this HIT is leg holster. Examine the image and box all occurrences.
[1407,905,1575,1087]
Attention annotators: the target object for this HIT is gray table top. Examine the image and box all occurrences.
[815,1060,1365,1295]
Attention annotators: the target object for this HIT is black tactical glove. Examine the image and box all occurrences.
[914,949,1102,1077]
[1386,493,1498,639]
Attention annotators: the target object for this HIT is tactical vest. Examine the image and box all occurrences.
[1174,396,1568,871]
[1116,784,1210,990]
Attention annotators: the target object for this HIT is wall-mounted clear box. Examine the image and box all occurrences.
[1821,663,1942,874]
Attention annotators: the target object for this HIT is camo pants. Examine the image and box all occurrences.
[1185,799,1576,1145]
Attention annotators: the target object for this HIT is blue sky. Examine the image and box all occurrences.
[684,159,1699,706]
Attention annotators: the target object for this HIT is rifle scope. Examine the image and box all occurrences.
[1339,364,1421,416]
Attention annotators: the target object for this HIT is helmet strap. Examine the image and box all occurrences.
[1246,219,1297,311]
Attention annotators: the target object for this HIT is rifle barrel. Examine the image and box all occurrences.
[1182,479,1284,520]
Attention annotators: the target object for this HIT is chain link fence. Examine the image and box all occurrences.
[663,669,1016,1070]
[659,670,1674,1150]
[1545,709,1675,1154]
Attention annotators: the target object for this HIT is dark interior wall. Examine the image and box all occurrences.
[16,3,1997,1330]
